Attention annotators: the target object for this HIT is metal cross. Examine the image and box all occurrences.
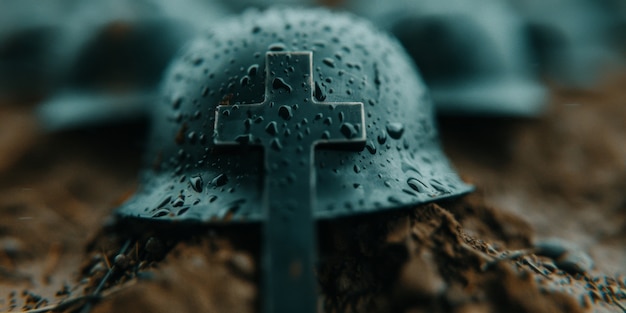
[214,51,365,313]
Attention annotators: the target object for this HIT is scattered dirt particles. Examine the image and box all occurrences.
[0,72,625,312]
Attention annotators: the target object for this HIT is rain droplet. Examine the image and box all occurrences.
[387,196,402,204]
[323,117,332,125]
[353,164,360,173]
[247,64,259,76]
[321,131,330,139]
[386,122,404,139]
[430,180,449,193]
[152,210,169,218]
[338,112,345,122]
[172,197,185,207]
[172,97,182,109]
[240,76,250,87]
[269,43,286,51]
[272,77,293,93]
[265,121,278,135]
[157,196,171,209]
[365,141,377,154]
[211,174,228,187]
[407,178,428,193]
[235,134,253,144]
[377,130,387,144]
[189,176,203,192]
[278,105,293,120]
[314,81,326,101]
[323,58,335,68]
[270,138,283,151]
[340,123,359,139]
[177,207,189,216]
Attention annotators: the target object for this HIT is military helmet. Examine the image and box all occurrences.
[116,7,472,223]
[511,0,620,88]
[0,0,63,98]
[115,8,472,312]
[342,0,547,116]
[37,17,194,131]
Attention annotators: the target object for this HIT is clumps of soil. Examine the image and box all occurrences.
[7,192,622,313]
[317,197,586,313]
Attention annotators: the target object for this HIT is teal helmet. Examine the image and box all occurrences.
[114,8,472,313]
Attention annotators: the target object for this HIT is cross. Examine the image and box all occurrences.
[214,51,365,313]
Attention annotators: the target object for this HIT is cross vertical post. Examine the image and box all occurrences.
[214,51,365,312]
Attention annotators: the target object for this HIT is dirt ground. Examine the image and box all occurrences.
[0,71,624,313]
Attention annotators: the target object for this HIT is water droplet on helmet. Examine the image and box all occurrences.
[172,97,182,109]
[189,176,203,192]
[269,43,287,51]
[323,58,335,68]
[177,207,190,216]
[172,196,185,207]
[430,179,449,194]
[235,134,253,144]
[265,121,278,135]
[321,131,330,139]
[377,130,387,144]
[240,76,250,87]
[272,77,292,93]
[340,123,358,139]
[270,138,283,151]
[314,81,326,101]
[211,174,228,187]
[407,178,429,193]
[278,105,293,120]
[387,196,402,204]
[386,122,405,139]
[365,141,377,155]
[323,117,332,125]
[152,210,169,218]
[156,196,171,209]
[353,164,360,173]
[247,64,259,76]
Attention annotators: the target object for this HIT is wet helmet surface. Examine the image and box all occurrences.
[115,8,473,312]
[116,8,472,223]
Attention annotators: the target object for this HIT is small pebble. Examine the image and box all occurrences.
[0,238,24,258]
[144,237,163,256]
[114,254,128,269]
[534,237,593,274]
[228,253,255,278]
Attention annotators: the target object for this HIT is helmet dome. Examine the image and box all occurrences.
[116,7,472,223]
